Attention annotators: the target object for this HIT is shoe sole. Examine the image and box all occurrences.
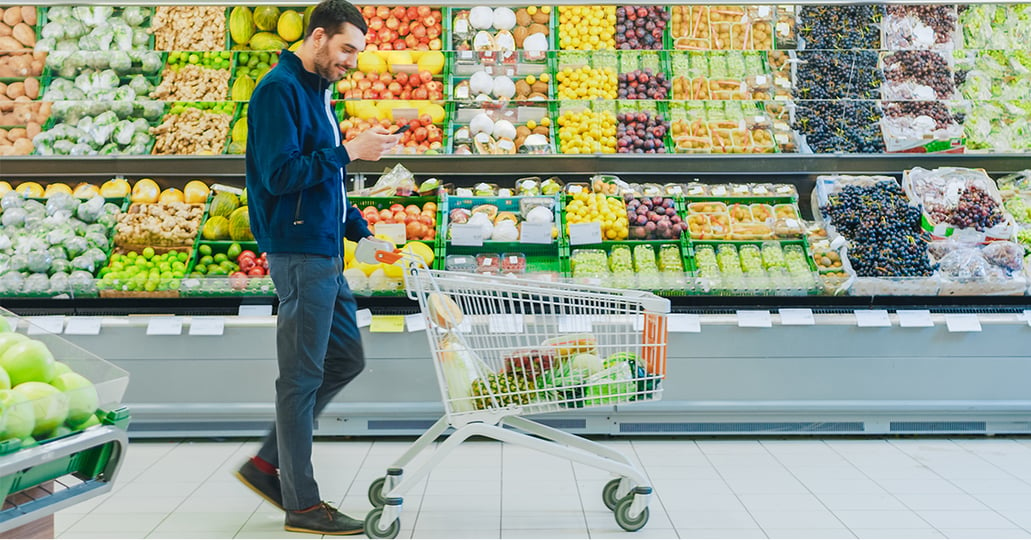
[233,470,285,511]
[284,525,364,536]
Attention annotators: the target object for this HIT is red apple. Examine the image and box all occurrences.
[385,16,399,30]
[406,6,419,20]
[376,6,389,18]
[362,6,375,18]
[417,5,431,17]
[369,17,383,30]
[418,70,432,83]
[391,6,405,19]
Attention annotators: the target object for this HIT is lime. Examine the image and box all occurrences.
[178,252,189,263]
[199,244,212,256]
[227,243,242,259]
[195,266,208,275]
[126,251,138,259]
[145,280,158,292]
[199,255,214,266]
[214,253,228,263]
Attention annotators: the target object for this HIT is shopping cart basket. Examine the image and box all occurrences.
[361,244,670,538]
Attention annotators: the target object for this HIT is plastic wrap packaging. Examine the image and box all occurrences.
[930,239,1027,295]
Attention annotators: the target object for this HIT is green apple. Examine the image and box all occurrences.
[13,382,69,437]
[70,413,101,431]
[50,361,73,380]
[0,389,35,440]
[0,332,28,357]
[51,372,98,425]
[0,339,55,386]
[0,319,10,333]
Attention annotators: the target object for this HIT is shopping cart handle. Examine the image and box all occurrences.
[375,249,402,264]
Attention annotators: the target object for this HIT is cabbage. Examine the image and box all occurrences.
[122,6,148,26]
[23,214,43,229]
[108,51,132,74]
[85,232,109,249]
[1,208,27,227]
[0,254,8,273]
[570,353,603,374]
[0,235,10,250]
[132,28,149,48]
[140,100,165,121]
[111,101,134,119]
[26,252,53,274]
[41,22,66,41]
[68,219,87,235]
[113,120,135,145]
[68,271,97,294]
[62,236,89,258]
[96,213,118,229]
[22,200,44,215]
[76,196,106,223]
[45,193,79,216]
[0,272,25,293]
[69,143,94,156]
[50,259,73,276]
[83,247,107,266]
[23,274,50,293]
[85,223,108,236]
[49,272,70,294]
[128,75,152,96]
[1,191,24,210]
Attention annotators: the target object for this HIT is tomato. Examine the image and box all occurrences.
[247,267,266,277]
[238,250,256,261]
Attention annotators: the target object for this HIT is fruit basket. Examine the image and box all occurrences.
[570,240,692,295]
[0,308,130,531]
[449,106,554,155]
[448,5,553,76]
[689,240,818,295]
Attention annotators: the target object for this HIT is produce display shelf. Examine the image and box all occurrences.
[689,237,820,296]
[569,238,693,295]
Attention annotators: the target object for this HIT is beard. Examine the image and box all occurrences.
[313,42,345,82]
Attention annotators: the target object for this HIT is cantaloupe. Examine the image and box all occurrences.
[228,206,253,241]
[209,192,239,218]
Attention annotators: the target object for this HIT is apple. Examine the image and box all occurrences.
[13,382,68,437]
[0,319,9,333]
[51,372,99,425]
[0,332,28,357]
[0,338,55,386]
[51,361,72,379]
[0,389,33,440]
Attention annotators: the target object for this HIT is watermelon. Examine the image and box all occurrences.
[229,207,254,241]
[209,192,239,218]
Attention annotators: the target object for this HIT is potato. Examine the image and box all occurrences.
[0,36,23,50]
[37,101,50,118]
[7,127,25,140]
[25,121,39,139]
[12,137,32,155]
[0,127,7,141]
[515,8,531,27]
[5,81,23,99]
[0,22,11,37]
[13,95,28,102]
[2,7,20,26]
[22,76,37,99]
[21,6,35,26]
[12,22,33,47]
[0,82,6,96]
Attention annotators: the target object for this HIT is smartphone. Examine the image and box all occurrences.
[393,124,411,135]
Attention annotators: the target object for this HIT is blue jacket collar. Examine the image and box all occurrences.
[278,49,328,92]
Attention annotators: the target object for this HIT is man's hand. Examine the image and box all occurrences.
[343,126,402,162]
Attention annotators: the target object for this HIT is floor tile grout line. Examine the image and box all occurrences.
[694,439,770,538]
[626,438,680,537]
[880,438,1028,532]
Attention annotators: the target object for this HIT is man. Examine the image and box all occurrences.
[234,0,400,535]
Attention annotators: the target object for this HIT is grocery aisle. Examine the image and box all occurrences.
[54,437,1031,539]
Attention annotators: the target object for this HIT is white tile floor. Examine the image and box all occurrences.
[53,437,1031,539]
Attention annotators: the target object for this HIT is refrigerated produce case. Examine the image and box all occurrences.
[2,0,1031,437]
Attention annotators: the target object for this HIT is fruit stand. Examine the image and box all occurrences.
[1,0,1031,438]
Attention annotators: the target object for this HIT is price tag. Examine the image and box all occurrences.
[451,224,484,246]
[26,316,64,335]
[945,314,981,333]
[755,75,768,86]
[855,310,892,328]
[356,309,373,328]
[758,5,771,17]
[405,314,426,333]
[370,315,406,333]
[737,310,772,328]
[520,221,552,244]
[778,308,814,326]
[146,316,183,336]
[374,223,406,245]
[459,50,474,61]
[189,316,225,336]
[489,314,524,333]
[897,310,934,328]
[64,317,102,336]
[558,315,592,333]
[238,305,273,317]
[569,222,603,245]
[1024,310,1031,327]
[668,314,701,333]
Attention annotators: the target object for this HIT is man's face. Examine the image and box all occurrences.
[313,22,365,82]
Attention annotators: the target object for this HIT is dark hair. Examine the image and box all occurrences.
[305,0,368,39]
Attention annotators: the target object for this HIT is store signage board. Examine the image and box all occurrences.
[668,314,701,333]
[558,315,592,333]
[238,305,273,317]
[520,221,552,244]
[374,223,407,245]
[405,314,426,333]
[737,310,772,328]
[489,314,524,334]
[568,222,603,245]
[189,316,225,336]
[855,310,892,327]
[945,314,981,333]
[146,316,183,336]
[64,317,103,336]
[897,310,934,328]
[26,316,65,335]
[451,224,484,246]
[779,308,815,326]
[356,309,373,328]
[371,315,406,333]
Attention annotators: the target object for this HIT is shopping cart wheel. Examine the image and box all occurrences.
[368,477,387,507]
[365,507,401,539]
[602,478,632,511]
[614,497,649,532]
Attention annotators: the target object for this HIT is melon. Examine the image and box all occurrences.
[228,207,253,241]
[253,6,280,31]
[229,6,256,45]
[209,192,239,218]
[202,216,230,241]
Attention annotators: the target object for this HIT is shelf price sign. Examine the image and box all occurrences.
[568,222,602,245]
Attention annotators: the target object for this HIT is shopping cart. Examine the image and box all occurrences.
[361,242,670,538]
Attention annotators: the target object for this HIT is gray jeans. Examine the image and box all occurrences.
[256,253,365,510]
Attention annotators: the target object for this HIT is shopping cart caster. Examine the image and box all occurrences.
[368,468,403,507]
[365,502,402,539]
[602,478,633,511]
[613,487,652,532]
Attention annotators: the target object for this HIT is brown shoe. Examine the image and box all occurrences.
[284,502,364,536]
[233,460,283,510]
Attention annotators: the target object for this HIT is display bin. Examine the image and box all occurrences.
[440,194,561,251]
[37,5,156,55]
[447,5,554,78]
[902,166,1017,241]
[570,239,693,296]
[224,6,306,50]
[334,101,449,156]
[689,239,819,295]
[178,240,273,297]
[668,5,776,51]
[437,241,569,280]
[553,6,615,51]
[350,195,441,249]
[0,307,129,532]
[449,68,554,106]
[554,50,619,100]
[332,50,451,102]
[448,106,554,155]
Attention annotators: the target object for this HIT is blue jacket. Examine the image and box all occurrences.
[245,49,372,258]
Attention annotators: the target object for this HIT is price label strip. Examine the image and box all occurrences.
[737,310,772,328]
[855,310,892,327]
[568,222,603,245]
[356,309,373,328]
[778,308,814,326]
[451,223,484,247]
[147,316,184,336]
[945,314,981,333]
[370,315,406,333]
[519,221,552,244]
[405,314,427,333]
[489,314,524,334]
[897,310,934,328]
[189,316,225,336]
[64,317,103,336]
[238,305,273,317]
[668,313,701,333]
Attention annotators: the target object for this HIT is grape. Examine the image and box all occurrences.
[820,182,934,277]
[798,5,881,49]
[617,69,671,100]
[927,185,1006,231]
[795,51,882,100]
[882,51,955,99]
[885,5,957,47]
[793,100,885,154]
